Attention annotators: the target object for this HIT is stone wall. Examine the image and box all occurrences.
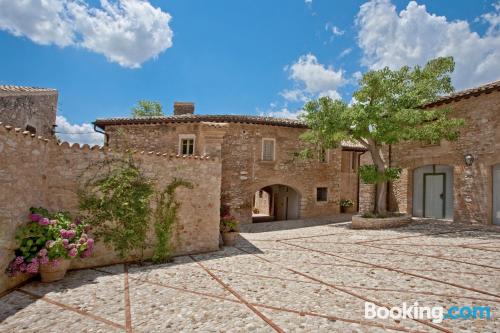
[0,124,221,294]
[220,123,342,224]
[0,90,58,137]
[105,121,349,225]
[358,90,500,224]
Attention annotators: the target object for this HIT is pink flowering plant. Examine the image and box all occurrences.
[6,207,94,276]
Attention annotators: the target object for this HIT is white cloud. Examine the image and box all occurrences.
[305,0,313,4]
[279,89,309,102]
[56,115,104,146]
[259,107,304,120]
[338,48,352,59]
[325,23,345,36]
[356,0,500,89]
[481,1,500,36]
[0,0,173,68]
[0,0,75,47]
[282,53,345,102]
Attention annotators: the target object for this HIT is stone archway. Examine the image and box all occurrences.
[252,184,300,223]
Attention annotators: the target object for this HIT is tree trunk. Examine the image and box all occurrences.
[375,180,387,215]
[368,142,388,215]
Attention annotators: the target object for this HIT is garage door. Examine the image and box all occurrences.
[494,164,500,225]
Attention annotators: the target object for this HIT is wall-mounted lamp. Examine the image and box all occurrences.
[464,153,474,166]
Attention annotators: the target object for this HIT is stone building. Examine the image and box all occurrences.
[359,80,500,225]
[0,85,58,137]
[94,102,364,224]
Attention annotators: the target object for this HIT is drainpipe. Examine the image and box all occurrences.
[93,124,109,146]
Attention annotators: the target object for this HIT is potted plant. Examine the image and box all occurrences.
[220,215,239,246]
[6,207,94,283]
[340,199,354,213]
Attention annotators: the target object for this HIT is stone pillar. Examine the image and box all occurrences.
[359,182,375,215]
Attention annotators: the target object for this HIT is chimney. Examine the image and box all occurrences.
[173,102,195,116]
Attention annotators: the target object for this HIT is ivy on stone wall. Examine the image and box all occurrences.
[78,161,154,259]
[152,178,193,263]
[78,157,193,263]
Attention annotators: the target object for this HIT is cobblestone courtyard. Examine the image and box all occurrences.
[1,219,499,332]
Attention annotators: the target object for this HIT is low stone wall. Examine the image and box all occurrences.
[0,124,222,294]
[351,214,411,229]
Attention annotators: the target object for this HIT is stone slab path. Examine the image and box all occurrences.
[1,219,499,332]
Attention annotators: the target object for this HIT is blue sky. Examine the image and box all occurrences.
[0,0,499,144]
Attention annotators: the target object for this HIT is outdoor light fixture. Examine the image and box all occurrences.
[464,153,474,166]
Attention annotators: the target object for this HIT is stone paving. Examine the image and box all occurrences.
[1,218,499,332]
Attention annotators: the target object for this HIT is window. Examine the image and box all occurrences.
[179,135,195,155]
[316,187,328,202]
[262,138,275,161]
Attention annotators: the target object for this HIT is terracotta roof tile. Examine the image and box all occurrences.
[422,79,500,108]
[0,85,57,95]
[94,114,308,129]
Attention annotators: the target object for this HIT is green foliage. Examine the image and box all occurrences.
[152,178,193,264]
[79,162,154,259]
[340,199,354,208]
[131,100,164,118]
[16,208,80,261]
[300,57,464,214]
[220,215,239,233]
[359,165,402,184]
[301,57,464,151]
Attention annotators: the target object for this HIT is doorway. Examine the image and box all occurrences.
[252,184,300,223]
[423,173,446,218]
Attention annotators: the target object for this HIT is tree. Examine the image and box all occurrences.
[131,100,164,118]
[300,57,464,215]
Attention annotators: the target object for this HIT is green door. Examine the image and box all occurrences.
[424,173,445,219]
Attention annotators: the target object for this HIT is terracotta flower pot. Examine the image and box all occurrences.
[40,259,71,283]
[221,232,239,246]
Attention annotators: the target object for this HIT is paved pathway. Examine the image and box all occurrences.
[1,219,499,332]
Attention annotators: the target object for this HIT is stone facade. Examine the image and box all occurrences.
[0,86,58,137]
[359,83,500,225]
[0,124,221,294]
[100,116,362,224]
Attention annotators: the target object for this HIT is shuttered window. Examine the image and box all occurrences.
[262,139,275,161]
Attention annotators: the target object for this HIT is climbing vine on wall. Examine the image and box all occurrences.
[78,160,154,259]
[152,178,193,263]
[78,156,194,263]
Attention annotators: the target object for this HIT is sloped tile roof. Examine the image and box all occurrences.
[94,114,308,129]
[422,79,500,108]
[94,114,366,150]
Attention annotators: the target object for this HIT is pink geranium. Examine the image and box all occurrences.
[39,217,50,226]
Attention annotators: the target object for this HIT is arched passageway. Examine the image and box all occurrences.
[252,184,300,223]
